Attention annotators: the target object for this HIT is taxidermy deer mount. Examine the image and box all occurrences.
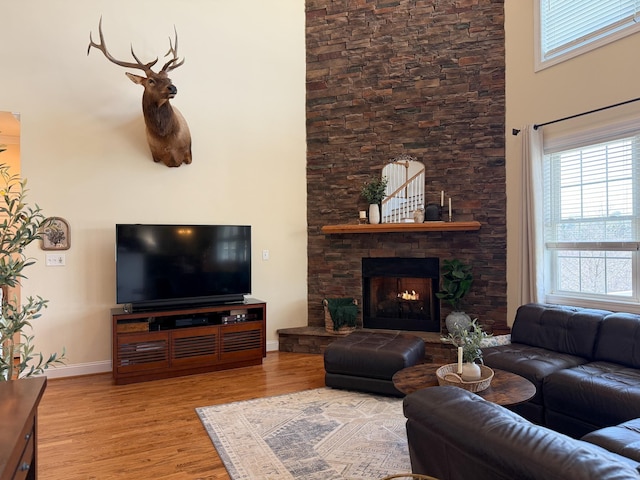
[88,18,192,168]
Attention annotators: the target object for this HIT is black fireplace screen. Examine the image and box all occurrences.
[362,257,440,332]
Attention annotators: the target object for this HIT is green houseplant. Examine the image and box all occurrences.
[447,318,491,364]
[0,163,65,380]
[436,259,473,333]
[361,176,388,225]
[446,318,491,381]
[360,176,388,205]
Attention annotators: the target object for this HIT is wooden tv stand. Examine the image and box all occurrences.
[111,298,266,385]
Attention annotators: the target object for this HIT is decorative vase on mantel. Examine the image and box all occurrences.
[445,311,471,334]
[368,204,381,225]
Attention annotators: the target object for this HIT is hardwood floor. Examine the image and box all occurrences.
[37,352,326,479]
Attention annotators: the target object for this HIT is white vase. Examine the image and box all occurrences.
[461,362,482,381]
[445,311,471,333]
[368,204,380,224]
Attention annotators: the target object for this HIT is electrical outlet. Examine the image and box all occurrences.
[45,253,66,266]
[262,249,270,261]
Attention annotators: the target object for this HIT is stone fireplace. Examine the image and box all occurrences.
[362,257,440,332]
[292,0,508,357]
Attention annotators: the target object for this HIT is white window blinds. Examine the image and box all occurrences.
[544,135,640,249]
[537,0,640,69]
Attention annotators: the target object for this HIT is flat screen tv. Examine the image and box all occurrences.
[116,224,251,311]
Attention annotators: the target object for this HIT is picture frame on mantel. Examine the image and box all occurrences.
[41,217,70,250]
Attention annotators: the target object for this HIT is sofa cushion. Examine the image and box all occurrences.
[482,343,587,406]
[594,313,640,368]
[510,303,610,358]
[545,361,640,432]
[583,419,640,462]
[403,386,640,480]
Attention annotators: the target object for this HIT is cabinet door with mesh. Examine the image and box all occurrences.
[220,322,263,362]
[170,326,220,368]
[117,332,169,374]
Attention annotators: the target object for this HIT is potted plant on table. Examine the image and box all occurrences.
[0,164,65,380]
[447,318,491,381]
[435,258,473,333]
[361,176,388,225]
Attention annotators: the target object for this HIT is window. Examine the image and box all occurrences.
[535,0,640,70]
[543,133,640,308]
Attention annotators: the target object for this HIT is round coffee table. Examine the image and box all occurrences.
[392,363,536,406]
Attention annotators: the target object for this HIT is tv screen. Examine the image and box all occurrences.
[116,224,251,310]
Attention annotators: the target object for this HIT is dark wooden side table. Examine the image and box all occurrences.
[392,363,535,406]
[0,376,47,480]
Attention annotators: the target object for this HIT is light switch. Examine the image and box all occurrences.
[45,253,66,266]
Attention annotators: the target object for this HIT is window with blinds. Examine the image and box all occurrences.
[536,0,640,70]
[544,135,640,302]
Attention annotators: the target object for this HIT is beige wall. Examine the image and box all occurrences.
[0,1,307,376]
[9,1,640,374]
[505,0,640,322]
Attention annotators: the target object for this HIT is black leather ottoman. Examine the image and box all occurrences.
[324,331,425,396]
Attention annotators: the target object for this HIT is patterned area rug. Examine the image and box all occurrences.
[196,388,411,479]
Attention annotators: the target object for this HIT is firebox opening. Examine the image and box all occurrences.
[362,258,440,332]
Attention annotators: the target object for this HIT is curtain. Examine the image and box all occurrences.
[519,125,544,304]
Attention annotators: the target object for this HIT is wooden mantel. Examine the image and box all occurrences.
[321,221,481,234]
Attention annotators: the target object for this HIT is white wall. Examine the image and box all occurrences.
[0,1,307,376]
[505,0,640,322]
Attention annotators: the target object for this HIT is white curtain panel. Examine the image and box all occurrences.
[519,125,545,305]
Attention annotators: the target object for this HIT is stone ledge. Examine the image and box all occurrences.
[277,326,456,363]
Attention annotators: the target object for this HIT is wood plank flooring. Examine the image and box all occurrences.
[37,351,326,479]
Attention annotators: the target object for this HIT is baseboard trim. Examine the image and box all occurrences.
[267,340,279,352]
[41,360,112,379]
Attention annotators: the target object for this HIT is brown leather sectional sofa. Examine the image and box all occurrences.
[482,303,640,438]
[402,303,640,479]
[404,386,640,480]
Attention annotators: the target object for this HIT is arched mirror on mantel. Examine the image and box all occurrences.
[381,154,425,223]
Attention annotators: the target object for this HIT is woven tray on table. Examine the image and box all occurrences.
[436,363,494,392]
[323,298,357,335]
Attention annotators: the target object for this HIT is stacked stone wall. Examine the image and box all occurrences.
[306,0,507,330]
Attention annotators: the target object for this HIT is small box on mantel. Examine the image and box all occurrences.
[116,319,149,333]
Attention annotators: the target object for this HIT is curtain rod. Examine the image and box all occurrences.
[511,96,640,136]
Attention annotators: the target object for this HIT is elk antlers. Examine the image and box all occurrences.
[87,17,183,74]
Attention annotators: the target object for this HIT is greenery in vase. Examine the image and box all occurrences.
[0,163,65,380]
[447,318,491,363]
[435,258,472,311]
[360,176,388,205]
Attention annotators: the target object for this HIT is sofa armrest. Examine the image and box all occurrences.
[403,386,640,480]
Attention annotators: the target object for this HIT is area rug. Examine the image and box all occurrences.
[196,388,411,480]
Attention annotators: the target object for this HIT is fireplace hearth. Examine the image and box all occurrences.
[362,257,440,332]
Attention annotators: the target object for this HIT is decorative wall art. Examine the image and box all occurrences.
[41,217,70,250]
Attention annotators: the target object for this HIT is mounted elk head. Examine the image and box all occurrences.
[88,18,192,168]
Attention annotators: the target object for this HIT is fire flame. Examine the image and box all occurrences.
[398,290,420,300]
